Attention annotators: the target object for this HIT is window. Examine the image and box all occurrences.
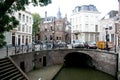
[18,13,21,20]
[106,34,109,41]
[22,25,25,32]
[59,37,61,40]
[29,36,31,43]
[26,25,28,32]
[95,25,98,32]
[50,35,53,40]
[18,24,21,31]
[23,14,25,22]
[26,16,28,22]
[45,28,47,31]
[75,34,78,39]
[109,26,112,30]
[29,26,31,33]
[56,37,59,40]
[29,17,31,23]
[50,26,52,31]
[22,35,24,43]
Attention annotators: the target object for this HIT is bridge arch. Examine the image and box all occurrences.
[64,52,94,68]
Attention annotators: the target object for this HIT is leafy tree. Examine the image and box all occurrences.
[32,13,41,42]
[0,0,51,48]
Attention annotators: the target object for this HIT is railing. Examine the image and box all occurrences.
[0,43,70,58]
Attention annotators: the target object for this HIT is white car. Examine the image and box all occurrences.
[72,40,85,48]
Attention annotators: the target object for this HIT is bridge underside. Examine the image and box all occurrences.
[64,52,94,68]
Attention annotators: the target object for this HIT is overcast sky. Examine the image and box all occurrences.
[28,0,119,19]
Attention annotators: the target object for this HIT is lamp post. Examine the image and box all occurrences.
[105,28,109,51]
[52,30,55,49]
[52,17,55,49]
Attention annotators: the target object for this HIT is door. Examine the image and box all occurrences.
[12,36,15,46]
[18,38,20,46]
[43,56,46,67]
[20,61,25,72]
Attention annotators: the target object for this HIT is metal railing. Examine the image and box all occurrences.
[0,43,69,58]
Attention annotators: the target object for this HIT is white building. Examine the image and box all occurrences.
[5,10,33,46]
[70,4,100,43]
[99,10,119,47]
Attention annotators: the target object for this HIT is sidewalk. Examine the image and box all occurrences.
[27,65,63,80]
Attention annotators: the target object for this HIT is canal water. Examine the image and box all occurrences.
[53,66,115,80]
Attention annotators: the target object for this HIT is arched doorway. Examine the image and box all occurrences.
[64,52,94,68]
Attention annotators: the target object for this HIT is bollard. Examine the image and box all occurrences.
[6,45,8,56]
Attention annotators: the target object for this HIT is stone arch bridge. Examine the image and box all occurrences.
[11,48,118,76]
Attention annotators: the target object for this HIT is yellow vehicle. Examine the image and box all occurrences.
[96,41,114,50]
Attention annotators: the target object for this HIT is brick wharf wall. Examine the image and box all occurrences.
[11,53,34,72]
[11,49,117,76]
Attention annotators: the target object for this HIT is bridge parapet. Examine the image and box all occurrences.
[10,48,117,77]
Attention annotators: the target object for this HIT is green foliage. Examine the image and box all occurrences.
[0,0,51,48]
[0,34,6,48]
[32,13,42,35]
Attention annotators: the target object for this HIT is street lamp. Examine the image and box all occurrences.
[52,30,55,49]
[105,28,109,51]
[52,17,55,49]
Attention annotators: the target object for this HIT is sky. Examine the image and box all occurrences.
[28,0,119,19]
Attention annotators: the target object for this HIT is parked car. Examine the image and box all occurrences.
[57,41,67,48]
[84,41,97,49]
[72,40,85,48]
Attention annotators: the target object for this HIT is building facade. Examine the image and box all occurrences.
[99,10,119,47]
[39,9,71,44]
[5,10,33,46]
[70,4,100,43]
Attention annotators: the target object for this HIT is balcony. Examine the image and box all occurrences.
[72,30,81,34]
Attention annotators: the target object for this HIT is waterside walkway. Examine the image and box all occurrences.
[27,65,62,80]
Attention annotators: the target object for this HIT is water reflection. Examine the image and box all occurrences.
[53,67,115,80]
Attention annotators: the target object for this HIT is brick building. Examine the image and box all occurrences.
[39,8,71,44]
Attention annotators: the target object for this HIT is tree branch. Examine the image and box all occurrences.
[0,0,15,18]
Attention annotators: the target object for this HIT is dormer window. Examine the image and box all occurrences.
[109,26,112,30]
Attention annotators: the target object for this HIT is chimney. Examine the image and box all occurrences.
[45,11,47,21]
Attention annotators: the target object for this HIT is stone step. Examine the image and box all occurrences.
[1,70,21,80]
[0,68,18,77]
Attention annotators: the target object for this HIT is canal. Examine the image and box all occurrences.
[53,66,115,80]
[53,52,116,80]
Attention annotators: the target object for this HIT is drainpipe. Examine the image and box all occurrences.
[116,53,119,80]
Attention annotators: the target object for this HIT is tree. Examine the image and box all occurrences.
[0,0,51,48]
[32,13,42,42]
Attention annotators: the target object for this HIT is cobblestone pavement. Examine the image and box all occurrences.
[27,65,63,80]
